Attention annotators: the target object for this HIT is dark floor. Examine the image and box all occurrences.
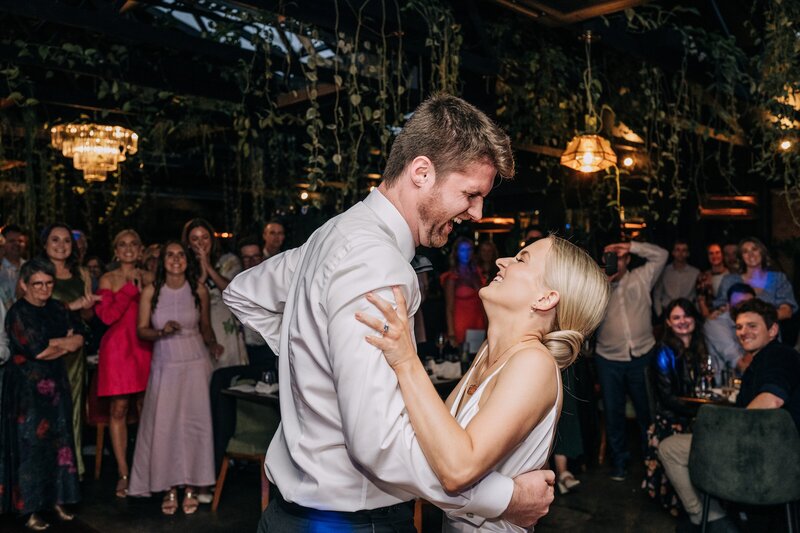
[0,432,790,532]
[1,450,677,533]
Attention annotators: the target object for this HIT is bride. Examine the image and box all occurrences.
[357,235,610,531]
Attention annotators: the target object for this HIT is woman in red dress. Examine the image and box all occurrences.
[441,237,487,347]
[94,229,153,498]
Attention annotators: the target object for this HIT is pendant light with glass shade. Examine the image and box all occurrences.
[560,31,617,173]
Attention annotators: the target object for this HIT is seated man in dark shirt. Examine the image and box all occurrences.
[657,299,800,532]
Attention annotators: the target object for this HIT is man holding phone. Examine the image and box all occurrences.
[594,240,668,481]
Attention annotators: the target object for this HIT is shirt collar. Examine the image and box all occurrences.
[362,189,416,262]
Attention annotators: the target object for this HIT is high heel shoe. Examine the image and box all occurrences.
[25,514,50,531]
[115,475,129,498]
[557,471,581,495]
[54,504,75,521]
[182,488,199,515]
[162,488,178,515]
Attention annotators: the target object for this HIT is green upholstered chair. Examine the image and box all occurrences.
[689,404,800,533]
[211,398,281,512]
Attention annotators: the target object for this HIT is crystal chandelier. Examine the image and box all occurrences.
[50,124,138,182]
[560,31,616,173]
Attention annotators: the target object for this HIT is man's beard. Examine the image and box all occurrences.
[418,189,450,248]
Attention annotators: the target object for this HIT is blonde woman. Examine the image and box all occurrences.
[95,229,153,497]
[357,236,610,532]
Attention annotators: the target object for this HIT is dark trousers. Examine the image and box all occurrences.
[257,494,416,533]
[595,349,654,469]
[211,344,276,471]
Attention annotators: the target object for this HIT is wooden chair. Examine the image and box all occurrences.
[212,399,280,512]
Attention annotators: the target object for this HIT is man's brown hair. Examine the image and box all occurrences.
[382,93,514,186]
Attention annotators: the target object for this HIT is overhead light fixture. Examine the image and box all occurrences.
[779,139,792,151]
[622,156,635,168]
[300,191,310,201]
[560,31,617,173]
[51,123,138,182]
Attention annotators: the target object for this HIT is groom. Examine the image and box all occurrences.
[224,94,555,532]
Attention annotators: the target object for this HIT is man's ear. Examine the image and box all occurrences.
[768,321,780,340]
[409,156,432,188]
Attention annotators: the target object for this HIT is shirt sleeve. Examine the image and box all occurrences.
[630,242,668,290]
[652,273,666,317]
[751,348,798,402]
[222,247,302,354]
[772,272,798,313]
[325,240,513,526]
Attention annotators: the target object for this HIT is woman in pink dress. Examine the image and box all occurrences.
[94,229,153,498]
[129,241,220,515]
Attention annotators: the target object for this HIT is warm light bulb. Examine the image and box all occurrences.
[780,139,792,151]
[300,191,309,200]
[622,156,634,167]
[369,185,376,192]
[581,152,596,166]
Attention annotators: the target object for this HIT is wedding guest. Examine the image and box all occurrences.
[41,222,100,479]
[142,244,161,275]
[441,237,486,347]
[261,220,285,259]
[95,229,153,498]
[182,218,247,369]
[722,242,740,273]
[704,283,756,383]
[714,237,797,321]
[653,239,700,319]
[0,224,27,309]
[644,299,706,516]
[129,241,219,515]
[0,259,82,530]
[696,243,729,318]
[658,299,800,532]
[85,255,104,293]
[595,240,668,481]
[73,230,88,264]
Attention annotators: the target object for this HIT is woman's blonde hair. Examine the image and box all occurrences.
[111,229,142,259]
[542,236,611,369]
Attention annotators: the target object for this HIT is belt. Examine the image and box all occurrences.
[276,493,414,524]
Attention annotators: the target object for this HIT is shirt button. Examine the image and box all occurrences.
[467,513,474,518]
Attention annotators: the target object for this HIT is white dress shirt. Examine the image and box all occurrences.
[223,190,513,525]
[595,242,668,362]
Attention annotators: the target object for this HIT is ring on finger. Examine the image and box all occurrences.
[382,322,390,336]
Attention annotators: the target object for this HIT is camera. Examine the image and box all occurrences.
[603,251,618,276]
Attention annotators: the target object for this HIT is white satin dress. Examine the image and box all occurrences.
[443,345,561,533]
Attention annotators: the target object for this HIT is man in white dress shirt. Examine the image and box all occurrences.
[224,94,555,532]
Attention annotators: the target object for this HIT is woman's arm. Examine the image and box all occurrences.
[36,333,84,360]
[136,285,162,342]
[358,288,558,493]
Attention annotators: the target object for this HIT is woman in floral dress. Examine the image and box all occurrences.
[182,218,246,369]
[0,259,82,530]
